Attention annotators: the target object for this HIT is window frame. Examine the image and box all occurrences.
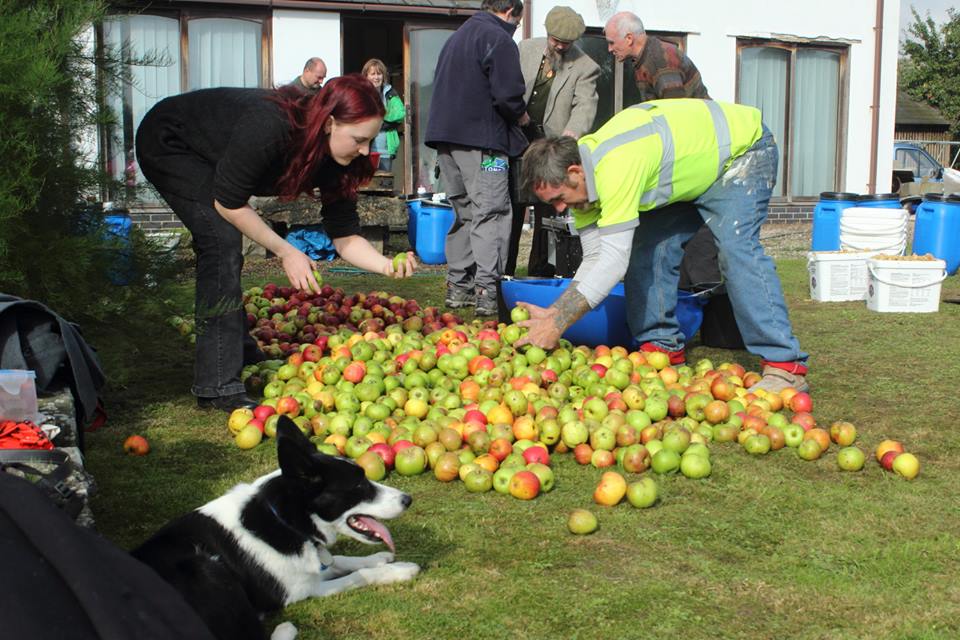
[100,7,271,202]
[735,38,849,202]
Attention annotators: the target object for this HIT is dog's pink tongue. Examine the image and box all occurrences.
[356,515,395,552]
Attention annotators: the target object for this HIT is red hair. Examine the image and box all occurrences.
[273,74,385,202]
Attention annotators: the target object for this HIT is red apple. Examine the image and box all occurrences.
[123,435,150,456]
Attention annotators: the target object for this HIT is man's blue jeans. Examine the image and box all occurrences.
[623,128,807,365]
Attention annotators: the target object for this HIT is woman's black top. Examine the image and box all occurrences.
[135,87,360,238]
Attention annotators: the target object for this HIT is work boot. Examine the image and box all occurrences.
[474,288,498,317]
[445,285,475,309]
[748,365,810,394]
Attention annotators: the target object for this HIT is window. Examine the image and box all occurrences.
[101,11,267,202]
[737,40,847,199]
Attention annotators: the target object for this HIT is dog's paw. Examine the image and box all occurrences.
[361,561,421,586]
[368,551,395,566]
[271,621,298,640]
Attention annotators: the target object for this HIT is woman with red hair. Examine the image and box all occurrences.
[136,75,416,411]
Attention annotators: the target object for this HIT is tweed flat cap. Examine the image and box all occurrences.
[545,6,585,42]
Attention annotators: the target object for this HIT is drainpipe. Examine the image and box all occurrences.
[867,0,884,193]
[523,0,531,40]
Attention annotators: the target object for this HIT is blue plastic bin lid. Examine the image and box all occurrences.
[857,193,899,201]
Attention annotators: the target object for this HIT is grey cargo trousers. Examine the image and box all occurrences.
[436,144,513,295]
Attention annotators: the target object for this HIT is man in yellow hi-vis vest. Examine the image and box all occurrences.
[516,99,808,393]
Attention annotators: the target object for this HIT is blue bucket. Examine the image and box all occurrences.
[811,192,858,251]
[406,199,454,265]
[104,213,133,285]
[501,278,705,347]
[913,193,960,275]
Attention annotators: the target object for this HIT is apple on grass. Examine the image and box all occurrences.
[626,477,659,508]
[680,453,711,479]
[123,435,150,456]
[836,446,865,472]
[892,452,920,480]
[593,471,627,506]
[567,509,599,535]
[508,470,541,500]
[235,425,263,450]
[463,468,493,492]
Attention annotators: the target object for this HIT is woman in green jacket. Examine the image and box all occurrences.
[362,58,406,172]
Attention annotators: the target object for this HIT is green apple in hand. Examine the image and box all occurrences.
[392,253,409,273]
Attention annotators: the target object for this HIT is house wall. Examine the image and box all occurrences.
[272,10,342,87]
[529,0,901,196]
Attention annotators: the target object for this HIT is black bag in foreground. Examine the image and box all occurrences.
[0,473,215,640]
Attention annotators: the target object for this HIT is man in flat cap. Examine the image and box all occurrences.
[507,6,600,278]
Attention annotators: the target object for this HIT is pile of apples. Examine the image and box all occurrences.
[225,299,921,521]
[178,281,462,360]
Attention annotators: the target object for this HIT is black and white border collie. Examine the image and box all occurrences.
[133,416,419,640]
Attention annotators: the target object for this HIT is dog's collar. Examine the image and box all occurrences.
[265,501,334,570]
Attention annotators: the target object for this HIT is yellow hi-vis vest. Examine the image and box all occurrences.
[573,99,764,233]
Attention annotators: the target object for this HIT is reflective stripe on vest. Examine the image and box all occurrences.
[704,100,732,179]
[583,101,736,210]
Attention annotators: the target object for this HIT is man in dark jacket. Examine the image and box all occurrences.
[426,0,528,316]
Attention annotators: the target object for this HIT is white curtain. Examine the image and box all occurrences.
[791,50,840,196]
[739,46,789,196]
[188,18,261,90]
[103,15,181,186]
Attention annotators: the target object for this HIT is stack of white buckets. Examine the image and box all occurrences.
[838,207,908,254]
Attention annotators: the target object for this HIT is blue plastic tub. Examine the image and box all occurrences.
[913,193,960,275]
[104,213,133,285]
[406,199,455,265]
[501,278,705,348]
[855,193,901,208]
[811,192,858,251]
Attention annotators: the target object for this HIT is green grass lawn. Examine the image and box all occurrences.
[84,258,960,640]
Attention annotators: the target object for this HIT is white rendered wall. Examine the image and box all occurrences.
[272,10,341,88]
[531,0,901,194]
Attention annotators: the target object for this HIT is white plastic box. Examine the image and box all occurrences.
[866,257,948,313]
[0,369,39,423]
[807,251,878,302]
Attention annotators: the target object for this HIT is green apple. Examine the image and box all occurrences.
[626,477,659,508]
[567,509,599,535]
[836,446,865,472]
[782,423,805,447]
[493,466,519,494]
[662,428,690,454]
[463,467,493,492]
[679,452,712,478]
[651,449,681,474]
[510,306,530,323]
[743,434,771,455]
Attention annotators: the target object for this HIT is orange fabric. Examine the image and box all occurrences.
[0,420,54,450]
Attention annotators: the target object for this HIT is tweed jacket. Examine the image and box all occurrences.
[519,38,600,138]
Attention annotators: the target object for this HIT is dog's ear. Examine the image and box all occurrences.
[276,416,322,483]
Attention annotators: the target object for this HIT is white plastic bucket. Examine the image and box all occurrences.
[839,207,908,254]
[866,257,947,313]
[807,251,879,302]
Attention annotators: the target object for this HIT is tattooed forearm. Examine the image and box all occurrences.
[552,282,592,334]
